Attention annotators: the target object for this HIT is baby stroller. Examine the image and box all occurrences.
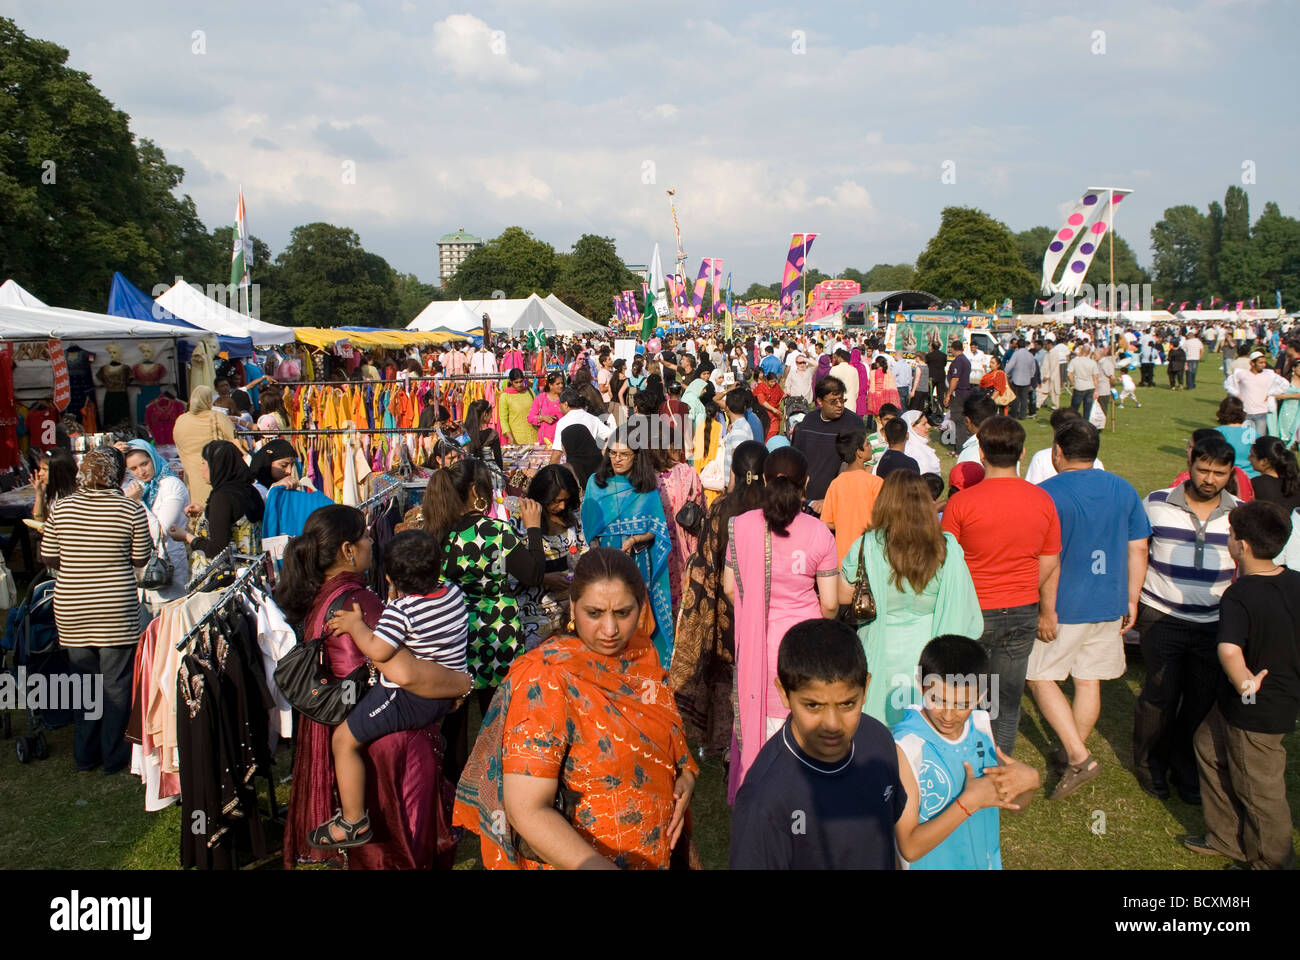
[1,577,71,763]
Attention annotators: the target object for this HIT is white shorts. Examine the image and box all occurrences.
[1025,619,1126,682]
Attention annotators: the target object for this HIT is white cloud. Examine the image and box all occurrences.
[431,14,540,85]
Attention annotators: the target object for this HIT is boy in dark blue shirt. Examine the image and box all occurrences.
[729,619,904,869]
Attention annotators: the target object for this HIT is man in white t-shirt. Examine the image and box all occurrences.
[1226,351,1279,437]
[1067,345,1100,420]
[968,344,990,379]
[1048,339,1071,409]
[1024,410,1104,484]
[554,388,612,447]
[1182,334,1204,389]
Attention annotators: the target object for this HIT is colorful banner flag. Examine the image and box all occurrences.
[649,243,669,318]
[48,340,70,412]
[621,289,636,322]
[1041,188,1132,296]
[711,257,725,321]
[689,259,711,319]
[779,234,816,310]
[724,272,733,340]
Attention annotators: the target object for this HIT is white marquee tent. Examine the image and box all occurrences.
[408,294,605,336]
[155,279,296,346]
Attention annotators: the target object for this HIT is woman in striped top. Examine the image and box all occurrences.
[40,447,154,774]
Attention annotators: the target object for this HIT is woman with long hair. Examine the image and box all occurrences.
[580,422,675,668]
[464,399,503,470]
[978,355,1013,415]
[691,382,726,504]
[1248,435,1300,513]
[527,372,565,446]
[276,504,471,869]
[572,365,606,417]
[839,470,982,728]
[721,446,840,802]
[514,464,588,650]
[170,439,264,578]
[628,355,647,394]
[256,387,289,434]
[454,548,697,870]
[498,368,537,445]
[670,440,766,761]
[423,458,545,777]
[31,447,78,525]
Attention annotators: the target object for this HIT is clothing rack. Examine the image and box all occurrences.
[270,374,527,387]
[358,478,405,513]
[178,553,272,651]
[184,544,235,593]
[236,427,444,437]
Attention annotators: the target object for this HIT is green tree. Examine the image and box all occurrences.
[1014,227,1056,282]
[742,281,778,300]
[1249,202,1300,309]
[1149,205,1207,306]
[913,207,1035,307]
[446,226,560,299]
[1223,186,1250,243]
[551,234,636,322]
[1199,200,1223,299]
[0,17,160,308]
[268,222,398,328]
[394,272,442,325]
[861,263,917,290]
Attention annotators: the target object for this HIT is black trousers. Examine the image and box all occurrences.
[1140,362,1156,386]
[65,644,135,774]
[439,687,496,785]
[948,392,970,452]
[1132,604,1220,793]
[1011,383,1031,419]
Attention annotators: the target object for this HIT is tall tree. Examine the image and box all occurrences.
[1149,205,1207,306]
[861,263,917,290]
[394,272,444,325]
[551,234,637,322]
[913,207,1035,307]
[446,226,560,300]
[1223,186,1250,243]
[1249,202,1300,309]
[1199,200,1224,300]
[267,222,398,328]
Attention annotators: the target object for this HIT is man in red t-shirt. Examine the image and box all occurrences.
[941,415,1061,755]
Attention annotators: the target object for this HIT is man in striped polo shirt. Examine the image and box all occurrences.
[1132,435,1239,804]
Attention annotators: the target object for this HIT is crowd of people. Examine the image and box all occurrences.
[25,315,1300,870]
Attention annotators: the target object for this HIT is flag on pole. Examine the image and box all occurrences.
[689,259,711,319]
[724,272,733,340]
[230,188,252,289]
[779,234,816,310]
[711,258,725,321]
[649,243,669,318]
[640,281,658,340]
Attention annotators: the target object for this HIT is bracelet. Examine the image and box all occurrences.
[955,797,972,818]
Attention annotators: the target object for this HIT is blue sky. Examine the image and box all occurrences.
[5,0,1296,287]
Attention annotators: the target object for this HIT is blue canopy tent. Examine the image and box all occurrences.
[107,272,254,357]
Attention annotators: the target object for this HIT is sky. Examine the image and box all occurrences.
[4,0,1297,288]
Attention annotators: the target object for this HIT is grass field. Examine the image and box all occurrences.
[3,353,1297,870]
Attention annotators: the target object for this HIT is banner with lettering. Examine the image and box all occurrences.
[48,339,71,412]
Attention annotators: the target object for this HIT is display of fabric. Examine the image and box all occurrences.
[262,485,335,539]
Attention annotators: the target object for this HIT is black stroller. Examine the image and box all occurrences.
[1,577,72,763]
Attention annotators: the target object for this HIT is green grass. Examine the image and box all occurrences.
[3,354,1297,869]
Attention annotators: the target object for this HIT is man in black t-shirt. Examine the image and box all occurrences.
[925,345,948,408]
[1187,501,1299,869]
[730,620,905,869]
[944,339,972,455]
[791,376,865,508]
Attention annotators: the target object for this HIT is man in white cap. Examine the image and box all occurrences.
[900,409,942,477]
[1226,351,1278,437]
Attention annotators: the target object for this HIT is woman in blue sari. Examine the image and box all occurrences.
[581,419,675,668]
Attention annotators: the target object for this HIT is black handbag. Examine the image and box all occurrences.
[273,595,374,726]
[675,499,704,536]
[140,535,174,590]
[837,533,878,628]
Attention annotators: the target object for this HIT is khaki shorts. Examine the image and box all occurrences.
[1026,619,1126,682]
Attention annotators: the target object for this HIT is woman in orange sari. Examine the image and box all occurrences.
[454,547,699,869]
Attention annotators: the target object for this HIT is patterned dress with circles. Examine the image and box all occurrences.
[442,514,526,690]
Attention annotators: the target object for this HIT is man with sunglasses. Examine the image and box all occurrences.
[791,376,864,514]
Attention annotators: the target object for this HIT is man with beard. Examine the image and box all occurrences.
[1132,435,1239,804]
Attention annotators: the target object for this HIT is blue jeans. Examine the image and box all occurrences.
[1070,387,1095,421]
[1186,359,1199,389]
[1245,413,1267,439]
[976,604,1039,756]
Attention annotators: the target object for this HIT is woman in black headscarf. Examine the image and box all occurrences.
[248,437,314,497]
[560,424,603,492]
[170,439,264,576]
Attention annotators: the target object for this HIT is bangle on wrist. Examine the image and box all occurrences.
[955,797,973,818]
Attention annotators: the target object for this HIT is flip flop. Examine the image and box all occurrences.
[1051,753,1101,800]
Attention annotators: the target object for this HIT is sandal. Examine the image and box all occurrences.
[307,810,372,850]
[1050,753,1101,800]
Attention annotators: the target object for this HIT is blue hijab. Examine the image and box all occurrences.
[126,439,174,509]
[580,472,675,669]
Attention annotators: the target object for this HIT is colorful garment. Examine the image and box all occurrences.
[442,514,528,690]
[498,386,537,444]
[669,505,735,757]
[527,392,563,446]
[453,631,698,870]
[726,509,838,803]
[657,460,704,586]
[866,367,901,416]
[511,521,586,650]
[581,474,675,668]
[188,513,262,579]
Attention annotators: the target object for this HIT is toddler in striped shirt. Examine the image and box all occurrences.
[308,529,469,850]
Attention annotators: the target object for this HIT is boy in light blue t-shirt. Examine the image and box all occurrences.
[893,635,1040,869]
